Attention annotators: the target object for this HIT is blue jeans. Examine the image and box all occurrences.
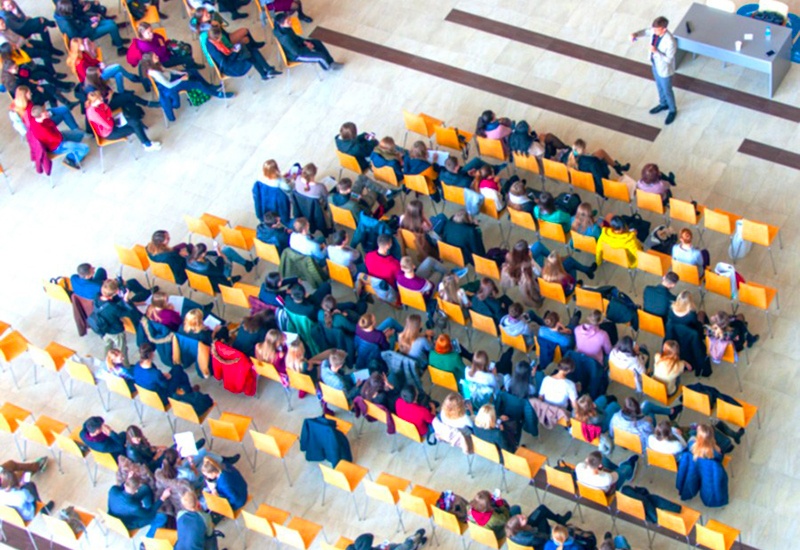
[652,64,676,113]
[377,318,404,348]
[145,513,170,538]
[48,106,80,131]
[595,395,621,433]
[642,400,672,424]
[53,139,89,163]
[601,455,635,489]
[102,64,139,92]
[530,241,593,279]
[90,18,123,47]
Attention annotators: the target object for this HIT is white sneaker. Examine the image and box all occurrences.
[143,141,162,151]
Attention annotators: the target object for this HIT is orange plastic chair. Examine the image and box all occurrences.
[0,503,47,549]
[695,519,741,550]
[438,240,466,268]
[241,503,290,545]
[703,269,734,305]
[574,286,607,313]
[0,331,30,388]
[254,239,281,266]
[431,505,468,546]
[402,111,442,147]
[570,231,597,256]
[608,358,637,392]
[209,412,254,468]
[542,158,570,185]
[577,482,615,527]
[319,460,369,519]
[218,283,259,315]
[18,415,67,461]
[54,427,93,481]
[204,490,251,531]
[397,485,438,538]
[613,427,643,455]
[600,244,637,292]
[705,337,743,391]
[716,398,760,458]
[329,204,358,230]
[615,490,656,548]
[682,385,713,416]
[471,435,506,489]
[398,286,428,314]
[319,383,352,414]
[433,124,472,154]
[250,427,298,481]
[543,465,581,514]
[637,309,665,338]
[441,182,466,206]
[363,473,410,532]
[184,213,228,241]
[672,259,702,287]
[468,523,504,549]
[737,281,778,337]
[428,365,460,393]
[327,260,356,293]
[538,277,571,316]
[472,254,501,281]
[603,179,632,211]
[568,169,596,195]
[321,537,355,550]
[669,198,704,239]
[469,310,498,338]
[135,385,175,431]
[273,516,322,550]
[476,136,506,161]
[42,506,94,548]
[500,325,533,355]
[335,150,363,177]
[642,373,679,406]
[115,244,151,286]
[704,208,740,239]
[569,420,600,452]
[513,153,542,181]
[371,164,402,188]
[436,297,468,330]
[637,250,671,278]
[149,260,182,293]
[741,219,782,273]
[636,190,666,218]
[501,447,547,503]
[392,414,434,470]
[656,506,702,548]
[219,225,256,258]
[508,207,537,237]
[27,341,75,391]
[538,220,570,251]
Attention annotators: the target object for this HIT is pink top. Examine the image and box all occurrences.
[637,179,671,200]
[485,125,512,140]
[574,325,611,364]
[478,178,499,191]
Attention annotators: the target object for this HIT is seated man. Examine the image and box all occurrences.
[176,491,218,550]
[364,234,401,289]
[205,25,280,80]
[574,450,639,495]
[92,279,142,364]
[273,12,341,70]
[327,230,364,276]
[289,216,326,263]
[28,105,88,170]
[107,476,170,537]
[257,271,297,307]
[440,155,490,188]
[79,416,126,460]
[328,177,377,218]
[283,282,333,320]
[437,210,486,266]
[70,263,151,302]
[643,272,678,320]
[335,121,377,171]
[319,349,362,402]
[255,211,291,252]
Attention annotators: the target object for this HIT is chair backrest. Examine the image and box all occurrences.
[669,198,702,225]
[149,260,177,284]
[168,397,203,424]
[647,448,678,472]
[742,219,777,246]
[695,520,740,550]
[329,204,358,230]
[326,260,355,289]
[577,482,613,507]
[637,309,665,337]
[219,285,250,310]
[601,243,632,269]
[603,179,630,203]
[476,136,506,161]
[469,310,498,337]
[433,125,469,151]
[614,428,643,454]
[43,512,87,544]
[398,286,427,313]
[472,254,501,280]
[91,450,119,472]
[436,297,467,326]
[615,490,647,522]
[569,420,598,445]
[441,182,466,205]
[0,504,27,528]
[538,219,568,244]
[568,169,596,193]
[371,164,400,187]
[100,510,132,538]
[397,490,432,518]
[402,110,438,138]
[363,399,388,424]
[438,240,466,267]
[574,286,606,312]
[398,228,418,252]
[513,153,540,175]
[135,384,168,412]
[186,270,216,297]
[738,281,775,310]
[542,158,570,183]
[393,414,423,443]
[704,208,738,236]
[608,358,637,390]
[319,383,351,411]
[335,150,363,175]
[544,465,576,494]
[55,430,87,459]
[219,225,255,251]
[471,435,501,464]
[538,277,568,304]
[715,399,750,427]
[66,358,97,387]
[274,517,322,549]
[637,250,670,277]
[642,373,671,405]
[431,506,466,535]
[499,326,530,353]
[469,523,504,549]
[570,231,597,255]
[507,540,535,550]
[43,281,71,304]
[636,190,665,214]
[252,358,282,383]
[672,259,701,286]
[241,509,277,538]
[287,369,317,395]
[681,385,712,416]
[704,269,732,300]
[404,174,433,197]
[502,448,546,481]
[656,507,698,537]
[115,244,150,271]
[507,207,537,233]
[204,491,236,518]
[254,239,281,265]
[481,197,503,219]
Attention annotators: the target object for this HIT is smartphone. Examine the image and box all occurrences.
[685,21,692,34]
[766,50,775,56]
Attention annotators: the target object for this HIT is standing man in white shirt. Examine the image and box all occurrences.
[631,16,678,125]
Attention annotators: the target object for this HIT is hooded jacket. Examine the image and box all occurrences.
[595,227,643,268]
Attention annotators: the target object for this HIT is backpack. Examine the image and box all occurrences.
[602,288,637,325]
[568,525,598,550]
[127,0,147,20]
[87,301,112,335]
[619,213,651,242]
[554,192,581,216]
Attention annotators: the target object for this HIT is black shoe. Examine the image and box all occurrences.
[268,70,282,77]
[231,275,242,284]
[613,161,630,175]
[62,157,80,171]
[210,512,224,525]
[157,11,169,18]
[231,11,248,19]
[669,405,683,421]
[42,500,55,515]
[747,334,760,348]
[195,438,206,449]
[54,71,69,79]
[120,37,131,44]
[665,111,677,125]
[559,511,573,524]
[604,531,613,541]
[649,104,668,114]
[222,453,241,465]
[262,72,278,80]
[251,40,266,49]
[299,14,313,22]
[117,46,128,56]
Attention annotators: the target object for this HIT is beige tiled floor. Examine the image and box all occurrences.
[0,0,796,548]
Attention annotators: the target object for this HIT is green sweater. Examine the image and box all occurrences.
[428,351,466,381]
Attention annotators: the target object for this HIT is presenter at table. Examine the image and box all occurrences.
[631,16,678,125]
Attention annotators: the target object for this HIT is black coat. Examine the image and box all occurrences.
[439,218,486,265]
[666,311,710,376]
[300,416,352,466]
[643,284,675,319]
[291,191,332,237]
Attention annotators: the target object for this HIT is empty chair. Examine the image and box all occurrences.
[695,519,741,550]
[274,516,323,550]
[656,505,702,548]
[241,503,290,546]
[18,415,67,461]
[250,426,298,482]
[42,506,94,549]
[0,331,30,388]
[363,472,410,532]
[208,412,255,468]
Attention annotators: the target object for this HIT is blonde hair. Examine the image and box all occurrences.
[284,339,306,372]
[474,404,497,429]
[441,393,466,421]
[11,86,29,117]
[541,251,569,283]
[551,525,569,548]
[65,37,84,71]
[182,309,205,333]
[358,313,376,330]
[439,274,461,305]
[181,490,198,510]
[655,340,683,376]
[400,256,415,273]
[262,159,281,179]
[258,329,285,363]
[397,314,422,354]
[573,394,597,424]
[692,424,720,459]
[571,202,595,233]
[201,457,221,476]
[671,291,696,316]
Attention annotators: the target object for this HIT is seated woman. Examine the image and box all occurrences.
[255,329,288,381]
[573,310,612,365]
[538,359,578,410]
[706,310,759,360]
[647,419,687,455]
[676,424,729,507]
[399,199,437,259]
[289,216,327,263]
[359,371,395,408]
[508,119,568,160]
[354,313,402,371]
[127,22,200,71]
[397,314,432,366]
[293,162,327,200]
[500,240,543,308]
[428,335,468,382]
[505,505,572,549]
[499,302,537,347]
[637,162,675,204]
[54,0,127,56]
[566,138,629,197]
[205,24,278,80]
[231,312,271,358]
[186,242,255,292]
[472,163,519,210]
[85,90,160,150]
[440,392,472,430]
[475,110,512,149]
[395,385,436,437]
[66,37,139,91]
[504,360,542,399]
[83,65,153,111]
[570,202,602,239]
[573,394,620,434]
[403,140,441,200]
[595,215,643,268]
[139,293,183,360]
[533,191,571,234]
[0,17,58,70]
[318,294,358,336]
[608,336,648,392]
[506,179,538,214]
[1,59,72,107]
[154,449,197,516]
[437,273,470,311]
[398,256,461,328]
[9,86,77,135]
[540,250,595,296]
[1,0,57,45]
[125,424,170,471]
[470,278,511,327]
[256,211,291,253]
[369,136,404,183]
[465,350,505,408]
[0,469,50,521]
[466,489,519,539]
[472,403,517,453]
[609,396,680,450]
[178,308,214,351]
[201,457,248,512]
[145,230,190,284]
[653,339,689,396]
[141,51,230,121]
[283,339,315,395]
[0,32,64,83]
[544,524,584,550]
[671,228,707,278]
[100,348,136,391]
[336,121,377,171]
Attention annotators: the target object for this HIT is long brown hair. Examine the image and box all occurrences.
[504,240,531,281]
[476,278,499,301]
[692,424,720,459]
[541,251,568,283]
[656,340,682,376]
[400,199,427,233]
[469,350,489,378]
[571,202,595,233]
[65,37,84,71]
[397,314,423,354]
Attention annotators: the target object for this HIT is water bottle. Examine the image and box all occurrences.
[766,26,772,40]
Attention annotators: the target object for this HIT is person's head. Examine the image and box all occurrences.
[469,490,494,512]
[208,25,222,40]
[183,309,205,333]
[320,294,338,328]
[410,140,428,159]
[692,423,720,459]
[274,11,292,26]
[574,394,598,423]
[264,272,282,290]
[262,159,281,180]
[339,121,357,141]
[260,329,285,362]
[508,302,524,320]
[328,349,347,372]
[470,351,490,377]
[85,90,104,109]
[508,361,532,399]
[452,209,471,224]
[377,136,397,154]
[84,65,110,94]
[475,164,494,181]
[76,263,95,279]
[402,199,425,228]
[100,279,119,299]
[614,335,636,356]
[474,404,497,430]
[654,420,677,442]
[584,309,602,327]
[399,256,416,275]
[123,475,142,495]
[201,456,221,479]
[293,217,310,235]
[148,230,170,252]
[652,16,669,35]
[181,490,199,512]
[398,314,422,353]
[609,215,628,233]
[671,290,696,315]
[509,180,527,199]
[289,283,306,304]
[475,110,495,136]
[301,163,317,183]
[679,228,693,246]
[556,358,574,375]
[508,240,532,268]
[55,0,74,17]
[585,450,603,471]
[444,155,459,172]
[138,341,155,363]
[285,338,306,370]
[660,339,680,360]
[572,202,596,232]
[125,425,146,446]
[400,384,418,405]
[439,274,460,303]
[188,242,208,263]
[328,230,347,249]
[536,191,556,214]
[376,234,392,253]
[137,22,154,40]
[476,278,499,301]
[640,163,661,184]
[505,514,528,538]
[12,85,30,112]
[621,397,642,418]
[107,348,124,366]
[358,313,376,331]
[140,51,162,73]
[336,177,353,195]
[709,310,731,334]
[241,313,265,334]
[572,139,586,155]
[441,392,466,420]
[541,251,568,283]
[84,416,105,436]
[543,311,560,328]
[662,271,679,289]
[434,334,452,354]
[159,447,180,479]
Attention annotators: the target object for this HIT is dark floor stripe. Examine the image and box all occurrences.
[739,138,800,170]
[310,27,661,142]
[446,9,800,123]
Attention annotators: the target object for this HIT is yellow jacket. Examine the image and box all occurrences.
[595,227,643,268]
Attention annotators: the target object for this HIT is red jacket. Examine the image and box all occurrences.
[86,102,115,138]
[29,117,62,152]
[75,52,101,83]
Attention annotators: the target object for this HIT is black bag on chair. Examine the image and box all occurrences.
[555,192,581,216]
[620,213,651,242]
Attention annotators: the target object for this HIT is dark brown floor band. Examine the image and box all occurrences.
[446,9,800,123]
[739,138,800,170]
[310,27,661,142]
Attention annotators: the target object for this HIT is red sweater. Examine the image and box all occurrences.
[29,118,63,152]
[75,52,101,83]
[365,251,401,288]
[86,102,115,138]
[395,399,434,436]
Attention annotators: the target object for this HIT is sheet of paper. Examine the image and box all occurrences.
[204,314,223,330]
[174,431,198,457]
[427,150,450,166]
